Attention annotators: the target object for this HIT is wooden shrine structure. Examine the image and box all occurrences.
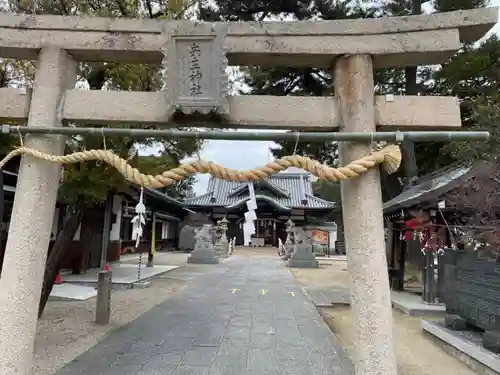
[184,170,335,247]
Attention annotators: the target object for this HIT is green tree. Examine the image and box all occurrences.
[201,0,496,193]
[312,180,342,221]
[385,0,491,185]
[199,0,378,166]
[425,33,500,164]
[132,153,197,200]
[3,0,201,317]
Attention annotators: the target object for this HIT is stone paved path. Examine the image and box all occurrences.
[54,255,353,375]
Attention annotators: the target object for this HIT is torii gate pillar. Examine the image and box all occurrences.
[0,46,77,375]
[334,54,398,375]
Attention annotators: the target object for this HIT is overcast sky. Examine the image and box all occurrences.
[185,4,500,195]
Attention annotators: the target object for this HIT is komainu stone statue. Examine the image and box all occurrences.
[178,213,213,252]
[282,219,295,260]
[288,227,318,268]
[187,224,219,264]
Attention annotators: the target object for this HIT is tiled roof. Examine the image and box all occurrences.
[383,164,474,213]
[127,186,195,217]
[185,172,335,210]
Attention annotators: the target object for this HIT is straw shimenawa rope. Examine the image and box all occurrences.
[0,145,401,189]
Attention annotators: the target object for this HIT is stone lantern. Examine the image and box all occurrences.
[219,216,229,255]
[214,216,230,257]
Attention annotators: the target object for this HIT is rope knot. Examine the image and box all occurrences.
[380,145,402,174]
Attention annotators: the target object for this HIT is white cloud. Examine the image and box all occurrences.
[193,134,278,194]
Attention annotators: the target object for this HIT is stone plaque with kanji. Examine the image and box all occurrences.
[163,22,229,117]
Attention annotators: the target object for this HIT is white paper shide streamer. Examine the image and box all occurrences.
[131,187,146,247]
[243,182,257,246]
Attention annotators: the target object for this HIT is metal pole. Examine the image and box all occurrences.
[137,251,142,281]
[1,125,490,142]
[147,211,156,267]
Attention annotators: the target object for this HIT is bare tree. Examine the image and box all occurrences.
[445,162,500,254]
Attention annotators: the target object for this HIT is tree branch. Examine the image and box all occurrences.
[144,0,154,18]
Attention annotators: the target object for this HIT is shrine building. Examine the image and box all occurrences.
[183,168,335,247]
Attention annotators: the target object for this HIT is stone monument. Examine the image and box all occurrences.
[187,224,219,264]
[288,228,319,268]
[443,250,500,352]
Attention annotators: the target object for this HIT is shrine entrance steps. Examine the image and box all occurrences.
[54,254,353,375]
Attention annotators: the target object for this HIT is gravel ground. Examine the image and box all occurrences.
[289,258,477,375]
[290,258,349,288]
[321,307,477,375]
[34,252,190,375]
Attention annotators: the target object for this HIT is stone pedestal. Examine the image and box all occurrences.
[288,228,318,268]
[220,239,229,257]
[288,244,319,268]
[214,241,228,258]
[188,245,219,264]
[187,224,219,264]
[313,243,326,257]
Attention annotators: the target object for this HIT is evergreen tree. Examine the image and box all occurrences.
[199,0,379,166]
[201,0,497,194]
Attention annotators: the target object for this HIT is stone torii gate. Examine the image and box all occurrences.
[0,8,497,375]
